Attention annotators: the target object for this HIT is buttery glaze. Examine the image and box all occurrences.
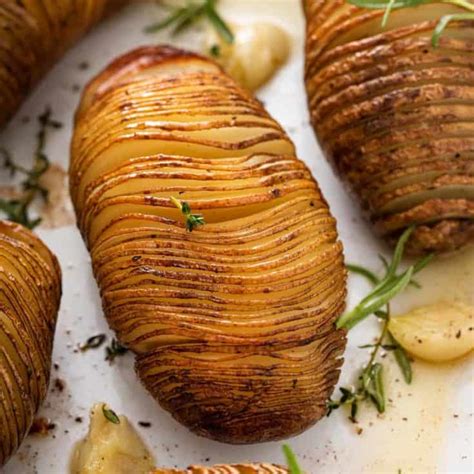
[70,45,346,444]
[0,220,61,467]
[205,22,290,91]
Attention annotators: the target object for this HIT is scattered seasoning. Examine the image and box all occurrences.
[53,378,65,393]
[209,44,221,57]
[0,107,62,229]
[456,330,462,339]
[328,226,433,421]
[138,421,152,428]
[105,338,129,363]
[80,334,107,352]
[170,196,205,232]
[29,418,56,436]
[74,417,83,423]
[102,405,120,425]
[145,0,234,45]
[78,61,89,70]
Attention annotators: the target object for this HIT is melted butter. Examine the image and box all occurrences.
[204,22,291,91]
[70,403,155,474]
[355,357,472,473]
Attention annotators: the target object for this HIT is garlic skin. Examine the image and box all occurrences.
[205,22,290,91]
[389,301,474,363]
[70,404,154,474]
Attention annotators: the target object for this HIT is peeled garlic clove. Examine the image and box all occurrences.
[205,22,290,91]
[389,301,474,363]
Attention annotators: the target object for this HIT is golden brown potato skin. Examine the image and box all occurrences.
[0,221,61,467]
[304,0,474,254]
[70,45,346,444]
[0,0,123,128]
[153,464,288,474]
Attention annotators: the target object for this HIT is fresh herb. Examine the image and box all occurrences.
[105,338,129,363]
[170,196,205,232]
[102,405,120,425]
[80,334,107,352]
[282,445,304,474]
[209,43,221,57]
[145,0,234,44]
[328,226,432,420]
[0,107,62,229]
[347,0,474,47]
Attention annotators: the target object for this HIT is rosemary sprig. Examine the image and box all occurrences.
[102,405,121,425]
[347,0,474,46]
[0,107,62,229]
[170,196,205,232]
[105,338,129,364]
[145,0,234,44]
[328,226,432,420]
[282,445,304,474]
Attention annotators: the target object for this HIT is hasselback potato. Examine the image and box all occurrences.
[153,464,288,473]
[70,46,346,444]
[0,220,61,467]
[0,0,123,128]
[303,0,474,254]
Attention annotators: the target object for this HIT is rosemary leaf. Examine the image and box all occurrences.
[105,339,128,363]
[388,331,413,383]
[205,0,235,44]
[282,445,303,474]
[170,196,205,232]
[346,264,380,285]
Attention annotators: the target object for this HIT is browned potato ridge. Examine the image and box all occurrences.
[304,0,474,254]
[70,46,347,444]
[153,464,288,473]
[0,0,124,128]
[0,221,61,467]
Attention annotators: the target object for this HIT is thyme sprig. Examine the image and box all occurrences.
[347,0,474,46]
[145,0,234,44]
[282,445,304,474]
[170,196,205,232]
[328,226,433,420]
[0,107,62,229]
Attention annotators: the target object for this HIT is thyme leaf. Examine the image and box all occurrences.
[347,0,474,47]
[170,196,205,232]
[328,226,432,420]
[282,445,303,474]
[102,405,120,425]
[145,0,234,44]
[105,339,129,364]
[0,107,62,229]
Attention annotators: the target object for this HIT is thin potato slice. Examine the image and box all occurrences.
[303,0,474,254]
[70,46,347,444]
[0,221,61,467]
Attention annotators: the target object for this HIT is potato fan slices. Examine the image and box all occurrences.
[70,46,347,444]
[0,221,61,466]
[153,464,288,474]
[0,0,123,128]
[304,0,474,254]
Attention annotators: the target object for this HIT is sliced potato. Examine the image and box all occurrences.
[153,464,288,473]
[0,0,124,129]
[70,45,347,444]
[303,0,474,254]
[389,301,474,362]
[0,220,61,467]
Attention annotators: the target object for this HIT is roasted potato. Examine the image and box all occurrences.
[70,46,347,444]
[153,464,288,473]
[0,220,61,467]
[0,0,124,128]
[303,0,474,254]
